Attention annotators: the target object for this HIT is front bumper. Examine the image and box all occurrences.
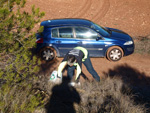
[123,44,134,56]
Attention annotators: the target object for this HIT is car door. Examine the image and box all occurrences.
[74,27,105,57]
[51,27,78,57]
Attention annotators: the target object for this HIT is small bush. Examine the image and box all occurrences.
[0,82,44,113]
[134,36,150,54]
[41,77,146,113]
[76,77,146,113]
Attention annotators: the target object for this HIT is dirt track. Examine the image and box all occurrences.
[26,0,150,80]
[40,53,150,83]
[26,0,150,37]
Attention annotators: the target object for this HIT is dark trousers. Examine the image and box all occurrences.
[67,54,100,82]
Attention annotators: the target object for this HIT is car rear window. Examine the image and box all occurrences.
[59,27,73,38]
[51,27,73,38]
[52,28,58,37]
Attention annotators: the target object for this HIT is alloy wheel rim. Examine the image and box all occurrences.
[42,49,54,61]
[110,49,122,61]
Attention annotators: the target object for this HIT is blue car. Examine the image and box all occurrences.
[36,18,134,62]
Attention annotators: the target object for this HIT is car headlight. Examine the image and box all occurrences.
[124,41,133,45]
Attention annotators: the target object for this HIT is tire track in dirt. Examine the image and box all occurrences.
[70,0,110,23]
[71,0,92,18]
[92,0,110,22]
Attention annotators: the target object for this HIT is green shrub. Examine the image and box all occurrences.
[0,0,45,112]
[0,82,44,113]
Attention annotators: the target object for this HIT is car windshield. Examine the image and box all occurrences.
[91,23,111,37]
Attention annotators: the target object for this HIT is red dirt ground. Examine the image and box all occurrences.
[26,0,150,81]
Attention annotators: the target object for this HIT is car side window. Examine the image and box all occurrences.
[59,27,73,38]
[52,28,58,37]
[75,27,98,39]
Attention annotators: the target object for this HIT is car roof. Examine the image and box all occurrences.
[40,18,93,27]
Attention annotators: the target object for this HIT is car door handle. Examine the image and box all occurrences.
[77,41,82,44]
[56,40,61,43]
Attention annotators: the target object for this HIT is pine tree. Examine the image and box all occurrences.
[0,0,45,112]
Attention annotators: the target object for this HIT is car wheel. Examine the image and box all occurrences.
[40,47,56,62]
[106,46,123,61]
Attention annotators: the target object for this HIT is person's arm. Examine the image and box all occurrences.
[74,63,82,80]
[57,61,67,78]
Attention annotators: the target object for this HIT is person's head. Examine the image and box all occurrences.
[67,55,76,66]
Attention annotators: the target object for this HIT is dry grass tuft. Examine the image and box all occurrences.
[76,77,146,113]
[38,76,147,113]
[134,35,150,54]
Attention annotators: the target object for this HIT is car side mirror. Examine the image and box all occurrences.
[96,35,103,41]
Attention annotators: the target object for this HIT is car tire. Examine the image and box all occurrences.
[106,46,123,61]
[39,47,56,62]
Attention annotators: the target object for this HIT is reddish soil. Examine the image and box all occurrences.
[26,0,150,81]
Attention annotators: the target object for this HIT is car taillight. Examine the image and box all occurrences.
[36,38,43,43]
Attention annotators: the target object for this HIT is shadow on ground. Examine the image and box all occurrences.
[30,47,60,76]
[103,63,150,111]
[45,77,81,113]
[39,59,59,75]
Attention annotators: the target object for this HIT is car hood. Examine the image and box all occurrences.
[106,27,131,41]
